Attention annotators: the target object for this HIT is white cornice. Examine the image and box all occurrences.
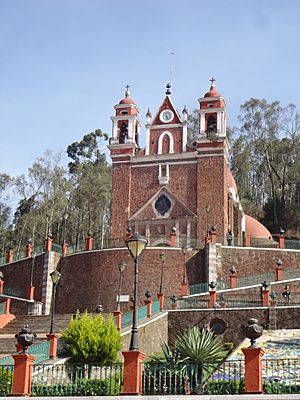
[114,103,140,112]
[198,108,226,114]
[111,115,142,125]
[198,96,226,103]
[150,123,183,129]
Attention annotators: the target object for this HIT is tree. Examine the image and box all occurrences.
[61,312,121,364]
[0,172,13,259]
[66,130,111,247]
[232,99,300,233]
[13,151,71,249]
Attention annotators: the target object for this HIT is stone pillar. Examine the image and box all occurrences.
[4,298,11,314]
[6,248,13,263]
[209,290,216,308]
[0,279,4,294]
[113,310,122,331]
[25,242,33,258]
[263,289,270,307]
[61,240,68,256]
[86,234,93,251]
[122,351,146,395]
[12,353,35,396]
[144,299,152,318]
[276,267,283,281]
[42,252,60,315]
[157,293,164,311]
[46,334,59,358]
[230,275,237,289]
[28,286,35,301]
[279,234,285,249]
[242,347,265,393]
[245,235,251,247]
[186,221,191,248]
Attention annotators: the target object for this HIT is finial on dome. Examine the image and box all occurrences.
[166,83,171,96]
[210,77,216,87]
[125,84,130,97]
[146,108,152,118]
[182,105,188,114]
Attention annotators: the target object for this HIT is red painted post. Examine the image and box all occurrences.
[4,298,11,314]
[230,275,237,289]
[28,286,35,301]
[245,235,251,247]
[279,234,285,249]
[11,353,35,396]
[113,310,122,331]
[242,347,265,393]
[211,231,217,244]
[181,280,189,296]
[144,299,152,318]
[86,235,93,251]
[45,236,53,252]
[276,267,283,281]
[25,242,33,258]
[170,231,176,247]
[61,240,68,256]
[0,279,4,294]
[6,248,13,263]
[262,289,270,307]
[46,334,59,358]
[122,351,146,394]
[209,290,216,308]
[157,293,164,311]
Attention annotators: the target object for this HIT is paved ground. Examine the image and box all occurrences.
[229,329,300,360]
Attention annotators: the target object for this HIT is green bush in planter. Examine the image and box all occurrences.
[61,311,121,364]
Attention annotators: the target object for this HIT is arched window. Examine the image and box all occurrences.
[207,116,217,133]
[158,131,174,154]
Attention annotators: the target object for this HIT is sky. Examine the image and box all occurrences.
[0,0,299,177]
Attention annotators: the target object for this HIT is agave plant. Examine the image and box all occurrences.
[173,326,228,390]
[174,326,227,364]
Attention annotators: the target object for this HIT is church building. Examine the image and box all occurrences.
[109,80,244,247]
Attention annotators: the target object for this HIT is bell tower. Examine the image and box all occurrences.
[198,78,227,138]
[110,85,141,153]
[109,87,141,244]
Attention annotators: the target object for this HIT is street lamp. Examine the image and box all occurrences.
[116,260,127,311]
[125,232,147,351]
[49,270,61,334]
[159,253,166,294]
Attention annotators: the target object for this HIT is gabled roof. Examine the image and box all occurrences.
[151,96,182,126]
[129,186,197,221]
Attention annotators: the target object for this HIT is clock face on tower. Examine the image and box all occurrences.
[159,109,174,123]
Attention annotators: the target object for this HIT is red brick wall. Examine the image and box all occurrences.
[0,254,44,302]
[197,155,228,240]
[218,246,300,279]
[55,247,204,315]
[168,307,300,347]
[110,162,132,242]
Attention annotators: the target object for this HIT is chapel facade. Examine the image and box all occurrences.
[108,81,243,247]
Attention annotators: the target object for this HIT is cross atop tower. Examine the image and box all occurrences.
[125,84,130,96]
[210,77,216,85]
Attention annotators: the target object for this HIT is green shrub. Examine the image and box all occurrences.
[263,381,300,394]
[61,311,121,364]
[31,376,121,396]
[203,378,244,394]
[0,367,13,396]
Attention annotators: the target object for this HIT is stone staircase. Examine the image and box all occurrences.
[0,314,73,356]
